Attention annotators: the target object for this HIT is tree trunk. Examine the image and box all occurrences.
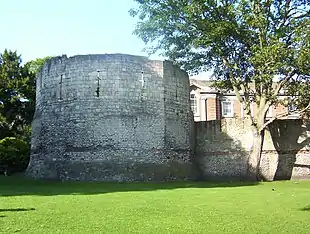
[247,126,265,181]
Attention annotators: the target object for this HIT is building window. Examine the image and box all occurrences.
[287,103,300,118]
[288,103,298,113]
[190,93,198,115]
[221,100,234,117]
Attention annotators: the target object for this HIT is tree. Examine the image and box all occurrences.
[0,53,51,138]
[0,49,35,173]
[0,49,36,139]
[23,56,51,117]
[130,0,310,180]
[0,50,50,173]
[27,56,51,75]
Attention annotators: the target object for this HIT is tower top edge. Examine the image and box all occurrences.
[46,53,168,63]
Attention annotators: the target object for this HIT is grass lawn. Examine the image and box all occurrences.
[0,176,309,234]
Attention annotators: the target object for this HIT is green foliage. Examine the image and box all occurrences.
[26,56,51,75]
[0,49,36,138]
[0,137,29,172]
[0,49,34,173]
[0,50,49,173]
[131,0,310,124]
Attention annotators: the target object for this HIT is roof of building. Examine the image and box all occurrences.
[189,79,219,93]
[189,78,287,95]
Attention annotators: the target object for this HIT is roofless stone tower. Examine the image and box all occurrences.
[26,54,196,181]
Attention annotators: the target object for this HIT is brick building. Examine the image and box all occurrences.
[190,79,300,122]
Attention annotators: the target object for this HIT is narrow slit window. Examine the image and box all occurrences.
[140,69,144,87]
[59,74,63,99]
[96,71,100,97]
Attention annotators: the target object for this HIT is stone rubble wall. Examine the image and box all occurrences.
[26,53,309,182]
[26,54,196,181]
[196,119,310,180]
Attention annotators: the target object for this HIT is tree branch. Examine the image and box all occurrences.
[273,69,296,97]
[222,56,255,125]
[259,102,310,132]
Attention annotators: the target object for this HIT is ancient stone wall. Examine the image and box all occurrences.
[26,54,196,181]
[196,119,310,180]
[163,62,195,157]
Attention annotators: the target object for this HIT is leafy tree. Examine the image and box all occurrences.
[0,50,49,173]
[0,49,35,139]
[23,56,51,117]
[27,56,51,75]
[130,0,310,180]
[0,49,35,173]
[0,51,50,138]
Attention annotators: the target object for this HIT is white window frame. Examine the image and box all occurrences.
[287,103,300,118]
[190,91,199,116]
[286,96,300,118]
[221,99,234,118]
[287,103,298,113]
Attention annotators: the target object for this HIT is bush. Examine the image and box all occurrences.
[0,137,30,174]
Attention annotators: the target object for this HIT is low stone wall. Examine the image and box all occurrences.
[195,119,310,181]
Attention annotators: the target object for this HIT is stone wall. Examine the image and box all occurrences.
[26,53,309,182]
[196,119,310,180]
[26,54,196,181]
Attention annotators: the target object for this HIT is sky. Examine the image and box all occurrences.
[0,0,209,79]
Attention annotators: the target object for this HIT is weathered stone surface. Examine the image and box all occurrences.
[26,54,196,181]
[26,53,308,182]
[196,119,310,180]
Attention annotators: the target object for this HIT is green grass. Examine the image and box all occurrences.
[0,176,309,234]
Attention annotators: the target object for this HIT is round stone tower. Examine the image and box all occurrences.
[26,54,196,181]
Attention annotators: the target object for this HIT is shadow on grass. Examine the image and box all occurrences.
[0,175,259,197]
[0,208,35,212]
[300,206,310,211]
